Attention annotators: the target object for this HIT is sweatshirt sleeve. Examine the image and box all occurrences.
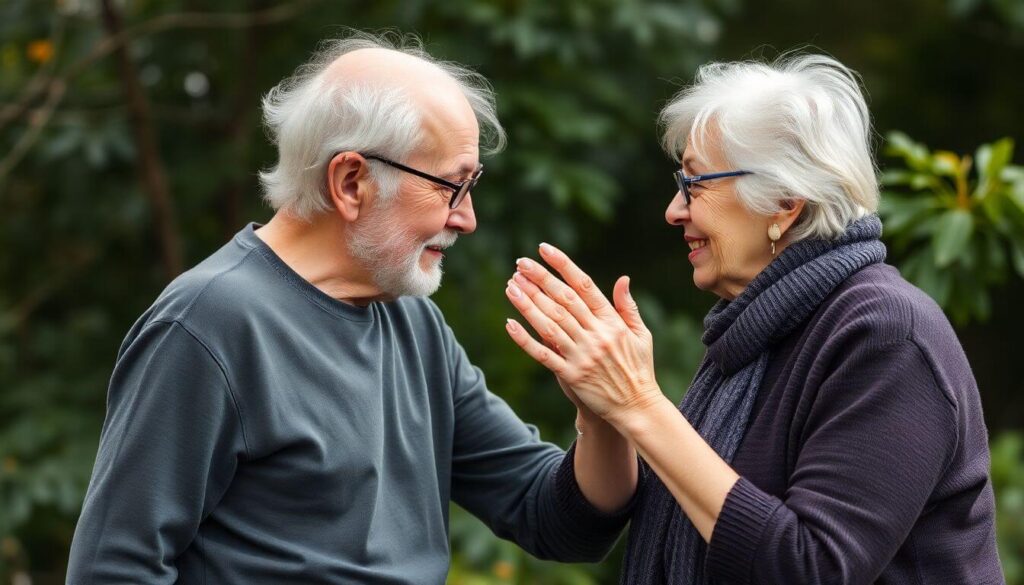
[706,337,957,585]
[66,320,248,584]
[443,325,633,562]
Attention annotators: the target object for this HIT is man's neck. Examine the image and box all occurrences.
[254,211,388,306]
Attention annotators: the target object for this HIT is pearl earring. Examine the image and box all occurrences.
[768,223,782,256]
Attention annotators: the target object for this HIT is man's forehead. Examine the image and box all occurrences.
[416,97,480,173]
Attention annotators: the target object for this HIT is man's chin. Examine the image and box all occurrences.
[380,266,443,298]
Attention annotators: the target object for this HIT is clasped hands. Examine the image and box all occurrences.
[504,242,665,432]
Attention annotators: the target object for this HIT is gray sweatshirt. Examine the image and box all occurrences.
[66,223,630,584]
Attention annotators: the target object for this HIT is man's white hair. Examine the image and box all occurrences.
[659,52,879,240]
[258,31,506,220]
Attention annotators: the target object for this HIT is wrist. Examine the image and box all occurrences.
[575,409,614,437]
[608,388,674,441]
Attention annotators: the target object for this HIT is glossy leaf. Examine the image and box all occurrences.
[932,209,974,267]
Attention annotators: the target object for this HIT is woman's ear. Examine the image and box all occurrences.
[326,152,374,222]
[774,199,806,235]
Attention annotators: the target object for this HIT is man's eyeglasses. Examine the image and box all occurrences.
[673,169,753,205]
[364,155,483,209]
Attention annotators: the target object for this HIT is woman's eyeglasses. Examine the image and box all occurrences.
[673,169,753,205]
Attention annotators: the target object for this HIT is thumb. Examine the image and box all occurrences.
[613,276,647,335]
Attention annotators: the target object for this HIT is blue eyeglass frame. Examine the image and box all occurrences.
[673,169,753,205]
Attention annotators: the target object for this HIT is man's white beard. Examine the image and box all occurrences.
[348,201,458,298]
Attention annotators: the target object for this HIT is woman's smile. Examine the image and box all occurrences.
[686,236,709,261]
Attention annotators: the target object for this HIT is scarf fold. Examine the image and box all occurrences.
[621,215,886,585]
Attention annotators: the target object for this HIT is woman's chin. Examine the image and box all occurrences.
[691,272,714,293]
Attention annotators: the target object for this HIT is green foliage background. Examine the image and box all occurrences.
[1,0,1022,583]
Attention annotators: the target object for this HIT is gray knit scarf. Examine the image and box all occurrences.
[620,215,886,584]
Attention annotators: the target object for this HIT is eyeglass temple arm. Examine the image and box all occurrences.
[364,155,462,191]
[687,170,753,183]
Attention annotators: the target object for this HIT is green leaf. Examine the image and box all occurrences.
[885,131,932,171]
[1001,164,1024,183]
[1009,180,1024,214]
[975,143,992,179]
[981,230,1007,280]
[931,151,960,177]
[982,138,1014,182]
[975,138,1015,199]
[878,193,936,234]
[974,283,992,321]
[913,252,953,307]
[932,209,974,267]
[880,169,914,186]
[1011,237,1024,279]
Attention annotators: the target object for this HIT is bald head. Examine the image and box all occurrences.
[258,32,504,220]
[322,48,479,159]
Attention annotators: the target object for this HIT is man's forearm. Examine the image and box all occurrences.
[572,411,638,513]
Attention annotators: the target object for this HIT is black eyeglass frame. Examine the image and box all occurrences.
[362,154,483,209]
[673,169,753,205]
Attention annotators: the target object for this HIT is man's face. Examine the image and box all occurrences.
[347,197,459,298]
[348,111,480,298]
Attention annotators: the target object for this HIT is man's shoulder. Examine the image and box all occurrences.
[141,233,267,333]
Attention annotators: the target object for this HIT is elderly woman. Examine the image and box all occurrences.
[504,54,1004,584]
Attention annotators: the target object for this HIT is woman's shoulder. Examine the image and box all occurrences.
[814,263,955,347]
[809,263,971,396]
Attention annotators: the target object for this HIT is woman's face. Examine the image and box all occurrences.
[664,135,773,300]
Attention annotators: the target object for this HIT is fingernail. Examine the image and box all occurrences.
[506,318,519,331]
[517,257,535,270]
[507,282,523,298]
[625,276,633,300]
[539,242,554,255]
[513,272,528,286]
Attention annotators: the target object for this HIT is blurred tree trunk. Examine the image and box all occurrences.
[221,0,269,238]
[100,0,184,280]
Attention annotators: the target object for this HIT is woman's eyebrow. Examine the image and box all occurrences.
[682,156,702,174]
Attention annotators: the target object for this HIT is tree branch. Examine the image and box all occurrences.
[101,0,184,280]
[0,79,66,184]
[0,16,67,130]
[0,0,313,135]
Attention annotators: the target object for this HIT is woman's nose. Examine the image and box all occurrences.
[665,191,690,226]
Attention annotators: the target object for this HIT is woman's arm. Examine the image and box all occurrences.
[505,243,959,583]
[504,250,735,538]
[503,243,737,540]
[573,410,640,513]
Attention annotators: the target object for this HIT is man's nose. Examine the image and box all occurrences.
[665,191,690,226]
[446,193,477,234]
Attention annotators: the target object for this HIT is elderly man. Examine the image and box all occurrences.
[65,34,638,584]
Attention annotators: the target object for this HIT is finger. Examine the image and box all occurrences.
[506,280,578,355]
[535,243,618,318]
[504,318,569,375]
[514,256,603,325]
[612,276,649,336]
[511,272,585,341]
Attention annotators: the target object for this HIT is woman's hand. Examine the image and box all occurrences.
[504,243,665,429]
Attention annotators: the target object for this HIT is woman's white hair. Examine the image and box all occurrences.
[659,52,878,240]
[258,31,506,220]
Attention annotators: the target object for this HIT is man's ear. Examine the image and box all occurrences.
[773,198,807,235]
[326,152,373,222]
